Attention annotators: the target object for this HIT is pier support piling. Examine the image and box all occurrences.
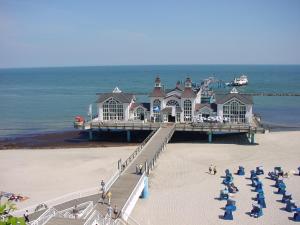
[126,130,131,142]
[250,133,255,144]
[141,176,149,199]
[208,132,213,143]
[89,130,93,141]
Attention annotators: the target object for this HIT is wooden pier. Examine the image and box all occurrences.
[86,121,265,134]
[29,125,175,225]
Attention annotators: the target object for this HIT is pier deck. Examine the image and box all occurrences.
[86,120,265,134]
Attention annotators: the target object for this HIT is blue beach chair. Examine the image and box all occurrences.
[277,182,286,194]
[250,170,257,180]
[257,196,266,208]
[223,208,233,220]
[223,204,236,220]
[220,188,229,200]
[226,199,236,209]
[255,181,263,192]
[275,179,284,188]
[223,176,233,186]
[293,208,300,222]
[286,200,297,212]
[282,192,292,203]
[250,204,263,218]
[256,190,264,200]
[251,177,259,187]
[237,166,245,176]
[256,166,264,175]
[268,171,278,180]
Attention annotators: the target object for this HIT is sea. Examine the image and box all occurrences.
[0,65,300,138]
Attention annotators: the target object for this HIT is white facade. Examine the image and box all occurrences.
[96,79,254,124]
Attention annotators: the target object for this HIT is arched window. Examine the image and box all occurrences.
[134,107,145,120]
[166,100,180,109]
[184,100,192,122]
[223,99,246,123]
[103,98,124,121]
[153,99,161,122]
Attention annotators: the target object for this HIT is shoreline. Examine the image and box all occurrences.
[1,124,300,150]
[0,130,138,150]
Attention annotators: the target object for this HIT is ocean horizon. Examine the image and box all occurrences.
[1,64,300,138]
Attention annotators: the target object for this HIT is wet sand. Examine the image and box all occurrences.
[0,130,145,149]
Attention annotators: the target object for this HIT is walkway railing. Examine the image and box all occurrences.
[83,210,103,225]
[14,167,121,218]
[29,207,61,225]
[121,129,157,172]
[90,121,160,130]
[105,169,121,192]
[58,201,94,219]
[121,172,146,221]
[147,125,175,175]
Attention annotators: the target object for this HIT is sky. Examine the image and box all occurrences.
[0,0,300,68]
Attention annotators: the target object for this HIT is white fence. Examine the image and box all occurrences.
[29,207,61,225]
[12,169,120,217]
[121,173,146,221]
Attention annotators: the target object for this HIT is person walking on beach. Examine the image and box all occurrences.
[209,164,213,174]
[113,205,118,219]
[107,191,112,205]
[107,205,113,218]
[213,166,217,175]
[100,179,105,192]
[23,210,29,223]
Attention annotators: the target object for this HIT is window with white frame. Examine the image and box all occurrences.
[223,99,246,123]
[184,100,192,122]
[103,98,124,121]
[166,100,180,109]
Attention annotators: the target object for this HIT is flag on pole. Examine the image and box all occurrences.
[88,104,92,116]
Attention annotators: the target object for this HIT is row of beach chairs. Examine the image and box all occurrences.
[220,169,238,220]
[218,165,299,221]
[269,167,300,222]
[249,167,265,218]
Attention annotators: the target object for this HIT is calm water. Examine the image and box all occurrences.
[0,65,300,137]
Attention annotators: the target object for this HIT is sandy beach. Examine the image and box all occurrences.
[0,146,135,209]
[131,131,300,225]
[1,131,299,224]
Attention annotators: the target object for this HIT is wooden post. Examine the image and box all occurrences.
[126,130,131,142]
[208,132,212,143]
[251,133,255,144]
[118,159,122,171]
[89,130,93,141]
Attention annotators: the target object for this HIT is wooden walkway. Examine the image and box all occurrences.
[32,124,175,225]
[95,124,175,216]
